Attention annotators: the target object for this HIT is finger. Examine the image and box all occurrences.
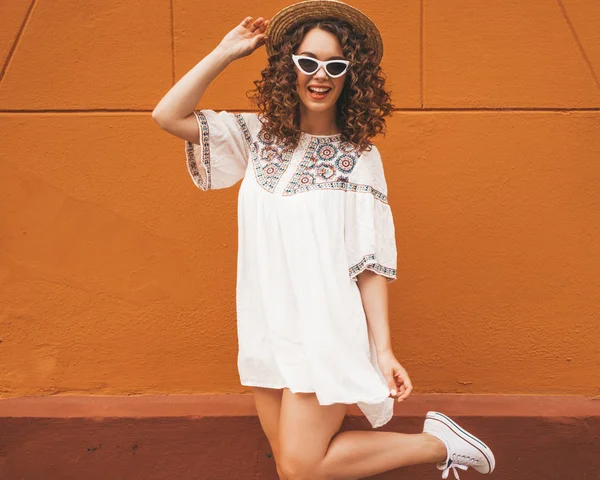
[395,372,409,387]
[399,383,413,400]
[387,378,398,397]
[254,34,267,48]
[249,17,264,32]
[397,389,406,402]
[241,17,253,27]
[395,380,406,402]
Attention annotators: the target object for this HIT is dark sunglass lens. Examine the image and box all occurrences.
[326,62,347,76]
[298,58,319,73]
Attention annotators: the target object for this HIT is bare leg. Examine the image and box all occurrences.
[251,386,287,480]
[278,388,447,480]
[320,430,446,480]
[278,388,348,480]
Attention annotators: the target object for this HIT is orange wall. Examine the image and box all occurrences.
[1,0,599,398]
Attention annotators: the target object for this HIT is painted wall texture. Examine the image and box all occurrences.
[1,1,599,399]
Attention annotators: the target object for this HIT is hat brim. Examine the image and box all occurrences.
[265,0,383,64]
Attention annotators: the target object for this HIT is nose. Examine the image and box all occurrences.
[314,64,328,79]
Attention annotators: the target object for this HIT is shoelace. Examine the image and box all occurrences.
[440,453,477,479]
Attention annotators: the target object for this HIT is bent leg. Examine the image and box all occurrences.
[320,430,446,479]
[278,388,348,480]
[277,387,446,480]
[251,386,287,479]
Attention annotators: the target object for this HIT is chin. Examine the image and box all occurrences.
[301,101,333,112]
[299,95,340,111]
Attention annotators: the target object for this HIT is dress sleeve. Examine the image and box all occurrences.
[184,109,256,190]
[345,146,398,283]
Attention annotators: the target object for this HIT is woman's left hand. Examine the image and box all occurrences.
[377,349,413,402]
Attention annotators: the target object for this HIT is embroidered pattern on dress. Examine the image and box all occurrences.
[232,119,389,202]
[235,117,296,194]
[234,113,253,149]
[252,129,295,193]
[349,253,396,280]
[186,110,211,190]
[283,137,389,204]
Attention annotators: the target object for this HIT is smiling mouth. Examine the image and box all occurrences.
[307,86,332,99]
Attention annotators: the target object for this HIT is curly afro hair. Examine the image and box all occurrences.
[247,18,394,153]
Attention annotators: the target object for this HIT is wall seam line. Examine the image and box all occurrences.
[0,0,36,85]
[169,0,175,86]
[419,0,424,109]
[555,0,600,91]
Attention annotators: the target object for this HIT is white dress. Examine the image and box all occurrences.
[185,109,398,428]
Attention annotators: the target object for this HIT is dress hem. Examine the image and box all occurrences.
[240,378,392,406]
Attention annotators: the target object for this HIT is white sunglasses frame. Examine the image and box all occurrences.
[292,54,350,78]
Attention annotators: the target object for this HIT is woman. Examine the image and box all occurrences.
[153,1,495,479]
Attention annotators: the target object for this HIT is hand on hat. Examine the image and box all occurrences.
[218,16,270,61]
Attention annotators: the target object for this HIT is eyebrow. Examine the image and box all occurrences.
[299,51,346,60]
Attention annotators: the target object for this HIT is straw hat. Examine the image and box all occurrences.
[265,0,384,64]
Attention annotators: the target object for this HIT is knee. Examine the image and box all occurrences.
[279,454,320,480]
[271,447,292,480]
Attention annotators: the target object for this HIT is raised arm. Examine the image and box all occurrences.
[151,16,269,144]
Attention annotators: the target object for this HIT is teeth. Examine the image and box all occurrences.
[309,87,331,93]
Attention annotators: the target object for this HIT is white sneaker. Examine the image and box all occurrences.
[423,411,495,479]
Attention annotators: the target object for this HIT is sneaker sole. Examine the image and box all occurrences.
[426,411,496,474]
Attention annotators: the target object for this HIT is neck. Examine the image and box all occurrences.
[299,105,340,135]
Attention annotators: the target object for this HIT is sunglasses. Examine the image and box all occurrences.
[292,54,350,78]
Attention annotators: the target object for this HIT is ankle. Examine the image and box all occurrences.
[422,432,448,463]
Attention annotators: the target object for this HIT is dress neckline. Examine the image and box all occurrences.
[300,131,342,141]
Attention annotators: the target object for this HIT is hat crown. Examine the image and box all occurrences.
[265,0,383,64]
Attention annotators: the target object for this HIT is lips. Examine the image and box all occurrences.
[307,85,332,93]
[307,85,332,101]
